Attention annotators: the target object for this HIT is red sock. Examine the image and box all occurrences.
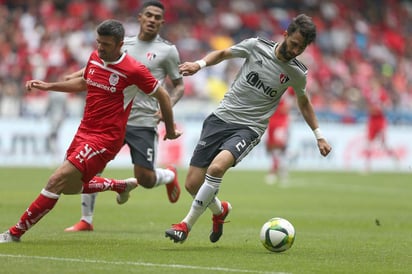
[9,190,59,238]
[82,176,126,193]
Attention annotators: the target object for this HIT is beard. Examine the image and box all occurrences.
[278,42,294,61]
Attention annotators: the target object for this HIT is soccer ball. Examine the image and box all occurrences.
[259,217,295,252]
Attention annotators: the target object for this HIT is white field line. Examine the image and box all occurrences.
[0,253,290,274]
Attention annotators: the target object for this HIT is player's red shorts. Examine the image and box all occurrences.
[368,116,386,141]
[266,124,289,149]
[66,134,119,183]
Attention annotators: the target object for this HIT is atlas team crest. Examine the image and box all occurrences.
[280,73,289,84]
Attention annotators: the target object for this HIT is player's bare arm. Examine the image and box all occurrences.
[169,78,185,106]
[64,68,85,81]
[178,48,233,76]
[26,77,87,93]
[153,86,182,140]
[297,94,332,157]
[156,78,185,122]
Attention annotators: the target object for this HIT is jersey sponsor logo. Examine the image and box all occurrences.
[246,71,277,97]
[86,78,117,93]
[146,52,157,60]
[280,73,290,84]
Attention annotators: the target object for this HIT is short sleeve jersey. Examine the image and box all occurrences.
[213,37,308,136]
[79,50,159,151]
[122,35,182,127]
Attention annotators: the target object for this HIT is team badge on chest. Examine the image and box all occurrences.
[280,73,289,84]
[109,73,119,86]
[147,52,156,60]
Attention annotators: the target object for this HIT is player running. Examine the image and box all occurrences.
[165,14,331,244]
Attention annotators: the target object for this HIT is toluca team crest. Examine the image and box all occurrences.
[109,73,119,86]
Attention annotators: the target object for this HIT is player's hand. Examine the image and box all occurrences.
[317,139,332,157]
[178,62,201,76]
[25,80,50,92]
[163,124,182,140]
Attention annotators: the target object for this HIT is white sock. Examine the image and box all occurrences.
[80,193,98,224]
[182,174,221,228]
[154,168,175,187]
[208,197,223,215]
[190,186,223,215]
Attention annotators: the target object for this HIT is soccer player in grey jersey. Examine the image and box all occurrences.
[165,14,332,243]
[65,1,185,232]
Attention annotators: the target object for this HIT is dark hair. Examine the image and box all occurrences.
[287,14,317,45]
[141,1,165,12]
[96,19,125,44]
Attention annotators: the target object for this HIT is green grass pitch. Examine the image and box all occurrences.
[0,167,411,273]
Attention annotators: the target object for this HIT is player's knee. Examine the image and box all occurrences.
[46,173,81,194]
[185,182,198,196]
[207,163,227,177]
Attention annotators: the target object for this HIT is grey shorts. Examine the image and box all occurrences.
[190,114,260,168]
[124,125,158,170]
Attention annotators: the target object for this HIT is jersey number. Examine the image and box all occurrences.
[235,140,246,152]
[147,148,153,162]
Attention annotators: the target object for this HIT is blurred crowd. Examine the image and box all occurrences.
[1,0,412,123]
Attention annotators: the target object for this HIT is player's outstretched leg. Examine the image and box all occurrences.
[82,177,138,204]
[116,178,138,204]
[0,231,20,243]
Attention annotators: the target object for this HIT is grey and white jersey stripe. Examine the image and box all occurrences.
[122,35,182,127]
[213,37,307,137]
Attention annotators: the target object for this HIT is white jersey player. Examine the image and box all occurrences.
[165,14,332,244]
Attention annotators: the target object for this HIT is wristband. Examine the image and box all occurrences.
[195,59,207,69]
[313,128,324,140]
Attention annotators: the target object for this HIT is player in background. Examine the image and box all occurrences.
[265,93,292,185]
[45,92,69,158]
[64,1,185,232]
[0,19,181,243]
[165,14,332,244]
[363,77,398,172]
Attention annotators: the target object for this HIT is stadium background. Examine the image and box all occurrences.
[0,0,411,171]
